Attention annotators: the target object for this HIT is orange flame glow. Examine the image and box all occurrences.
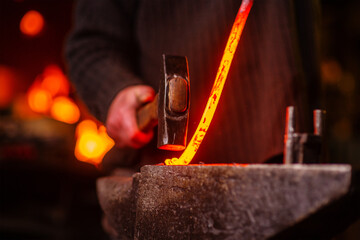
[165,0,253,165]
[26,65,76,124]
[76,119,98,137]
[50,96,80,124]
[20,10,44,37]
[76,132,106,160]
[74,120,114,165]
[25,66,113,165]
[41,65,70,96]
[27,86,52,114]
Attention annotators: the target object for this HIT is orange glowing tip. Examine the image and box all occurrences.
[165,0,253,165]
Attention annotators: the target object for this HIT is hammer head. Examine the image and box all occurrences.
[157,55,190,151]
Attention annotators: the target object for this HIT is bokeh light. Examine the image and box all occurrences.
[75,119,98,137]
[74,120,114,165]
[20,10,44,37]
[27,86,52,113]
[321,59,343,85]
[50,96,80,124]
[41,65,70,96]
[76,132,106,160]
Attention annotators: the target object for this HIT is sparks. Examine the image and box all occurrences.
[165,0,253,165]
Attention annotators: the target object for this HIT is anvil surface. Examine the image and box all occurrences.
[97,164,354,240]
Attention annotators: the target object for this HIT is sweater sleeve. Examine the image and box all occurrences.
[66,0,143,123]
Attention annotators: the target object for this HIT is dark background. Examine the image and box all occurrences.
[0,0,359,239]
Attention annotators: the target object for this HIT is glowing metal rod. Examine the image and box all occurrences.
[165,0,253,165]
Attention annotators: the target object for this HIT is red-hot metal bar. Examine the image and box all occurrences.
[165,0,254,165]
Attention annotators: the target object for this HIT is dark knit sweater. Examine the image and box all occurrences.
[66,0,320,167]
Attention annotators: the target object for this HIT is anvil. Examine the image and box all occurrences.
[97,106,359,239]
[97,164,359,239]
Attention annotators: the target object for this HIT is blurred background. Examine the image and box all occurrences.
[0,0,359,239]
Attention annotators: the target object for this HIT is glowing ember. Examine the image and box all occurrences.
[77,132,105,159]
[74,120,114,165]
[27,86,52,113]
[41,65,70,97]
[26,65,77,125]
[50,96,80,124]
[20,10,44,37]
[76,119,98,137]
[25,65,113,165]
[165,0,253,165]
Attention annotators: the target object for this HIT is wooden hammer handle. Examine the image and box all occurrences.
[136,94,159,132]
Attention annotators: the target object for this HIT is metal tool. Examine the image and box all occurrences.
[136,55,190,151]
[283,106,326,164]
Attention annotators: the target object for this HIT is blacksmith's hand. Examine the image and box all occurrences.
[106,85,155,149]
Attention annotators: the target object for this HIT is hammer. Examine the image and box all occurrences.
[136,55,190,151]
